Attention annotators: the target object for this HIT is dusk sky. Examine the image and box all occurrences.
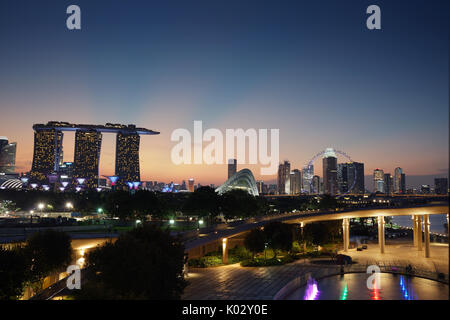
[0,0,448,187]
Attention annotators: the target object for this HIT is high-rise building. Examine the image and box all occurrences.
[277,160,290,194]
[383,173,393,195]
[322,148,338,195]
[373,169,384,193]
[188,178,195,192]
[302,165,314,193]
[228,159,237,179]
[337,162,365,194]
[312,175,320,194]
[400,173,406,194]
[337,163,349,194]
[290,169,302,195]
[0,137,17,174]
[73,130,102,189]
[115,132,141,184]
[59,162,74,178]
[434,178,448,195]
[256,180,265,194]
[30,129,63,183]
[394,167,403,194]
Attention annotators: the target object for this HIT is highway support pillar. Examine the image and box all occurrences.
[424,215,430,258]
[222,238,228,264]
[378,216,385,254]
[412,215,418,247]
[417,216,423,251]
[342,218,349,252]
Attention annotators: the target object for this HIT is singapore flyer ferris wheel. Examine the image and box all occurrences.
[304,147,358,195]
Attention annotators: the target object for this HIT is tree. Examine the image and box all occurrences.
[76,224,186,299]
[220,189,259,220]
[0,246,29,300]
[263,222,293,258]
[24,230,73,291]
[183,186,220,221]
[244,228,265,259]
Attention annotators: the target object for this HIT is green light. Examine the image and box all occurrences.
[169,219,175,225]
[97,208,103,213]
[340,284,348,300]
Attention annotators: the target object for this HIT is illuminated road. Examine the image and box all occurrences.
[185,204,448,252]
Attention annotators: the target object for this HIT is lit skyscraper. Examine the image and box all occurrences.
[434,178,448,195]
[277,160,290,194]
[322,148,338,196]
[384,173,393,195]
[30,128,63,183]
[302,165,314,193]
[312,175,320,194]
[373,168,385,193]
[337,163,349,194]
[0,137,17,174]
[400,173,406,194]
[290,169,302,195]
[73,130,102,189]
[228,159,237,179]
[394,167,403,194]
[188,178,195,192]
[116,132,141,184]
[338,162,365,194]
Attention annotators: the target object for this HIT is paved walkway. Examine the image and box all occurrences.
[182,260,339,300]
[182,241,449,300]
[342,241,449,274]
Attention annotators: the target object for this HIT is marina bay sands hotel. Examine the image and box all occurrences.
[29,121,159,188]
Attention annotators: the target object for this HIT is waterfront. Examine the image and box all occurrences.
[392,214,448,234]
[286,273,449,300]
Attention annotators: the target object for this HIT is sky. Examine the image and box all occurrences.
[0,0,448,188]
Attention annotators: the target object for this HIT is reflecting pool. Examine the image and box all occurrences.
[285,273,449,300]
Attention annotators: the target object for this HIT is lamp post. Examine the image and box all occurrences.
[66,202,73,212]
[38,203,45,214]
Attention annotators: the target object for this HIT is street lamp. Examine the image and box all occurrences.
[97,208,103,214]
[66,202,73,210]
[38,203,45,211]
[264,242,268,260]
[169,219,175,225]
[198,219,204,228]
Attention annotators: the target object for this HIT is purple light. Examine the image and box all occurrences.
[59,187,65,192]
[42,185,50,191]
[127,182,134,190]
[61,181,69,187]
[75,187,82,192]
[21,177,29,183]
[133,182,141,190]
[77,178,86,185]
[96,187,102,192]
[30,183,38,189]
[108,176,119,186]
[303,277,320,300]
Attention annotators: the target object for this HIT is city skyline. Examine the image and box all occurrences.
[0,1,448,186]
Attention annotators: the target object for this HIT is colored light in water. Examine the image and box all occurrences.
[400,275,414,300]
[340,284,348,300]
[370,279,381,300]
[303,278,319,300]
